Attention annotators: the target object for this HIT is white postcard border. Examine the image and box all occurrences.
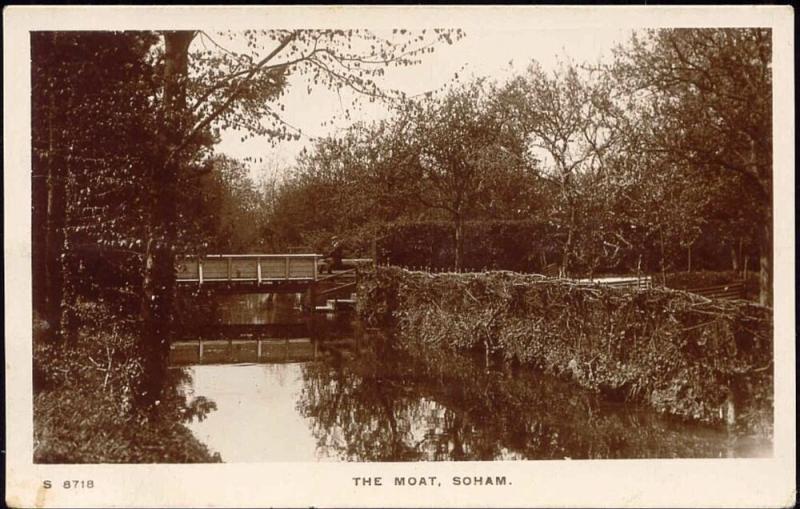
[4,6,795,508]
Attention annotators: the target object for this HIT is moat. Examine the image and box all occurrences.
[171,293,772,462]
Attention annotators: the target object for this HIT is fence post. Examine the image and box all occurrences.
[257,257,262,285]
[285,256,290,280]
[227,257,232,281]
[198,259,204,286]
[313,255,318,281]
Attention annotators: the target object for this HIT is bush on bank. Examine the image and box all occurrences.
[357,267,773,436]
[33,301,220,463]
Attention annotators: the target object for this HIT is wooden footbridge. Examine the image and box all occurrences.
[169,336,362,365]
[176,254,321,286]
[176,254,370,311]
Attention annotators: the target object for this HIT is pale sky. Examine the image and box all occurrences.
[214,28,634,181]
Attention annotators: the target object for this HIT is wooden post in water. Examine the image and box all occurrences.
[257,339,262,360]
[307,283,316,312]
[722,387,736,427]
[198,339,203,363]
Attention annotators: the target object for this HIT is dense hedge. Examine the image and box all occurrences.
[364,220,563,272]
[348,220,755,275]
[357,267,773,435]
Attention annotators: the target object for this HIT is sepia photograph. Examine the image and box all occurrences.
[5,5,796,508]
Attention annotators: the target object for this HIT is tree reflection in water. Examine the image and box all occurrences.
[298,338,425,461]
[297,333,770,461]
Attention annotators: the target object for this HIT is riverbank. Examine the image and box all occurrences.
[357,267,773,436]
[33,302,220,463]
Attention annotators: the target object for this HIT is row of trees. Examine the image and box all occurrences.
[264,28,771,304]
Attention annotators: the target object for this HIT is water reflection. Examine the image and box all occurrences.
[181,363,324,462]
[175,294,771,462]
[298,337,771,460]
[215,293,306,324]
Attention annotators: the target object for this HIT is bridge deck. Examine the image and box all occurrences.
[177,254,320,284]
[169,337,360,365]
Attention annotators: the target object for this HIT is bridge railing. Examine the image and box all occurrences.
[176,254,321,284]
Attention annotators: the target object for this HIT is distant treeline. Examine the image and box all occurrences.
[260,29,771,303]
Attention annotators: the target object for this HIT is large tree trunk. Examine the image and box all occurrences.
[453,212,464,271]
[137,31,194,411]
[659,227,667,286]
[37,33,75,341]
[44,95,67,338]
[32,155,49,316]
[750,142,772,307]
[44,165,65,336]
[759,209,772,307]
[749,139,772,307]
[32,33,58,325]
[59,156,78,342]
[561,201,576,278]
[687,243,692,273]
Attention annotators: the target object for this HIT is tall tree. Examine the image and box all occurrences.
[612,28,772,304]
[31,31,160,338]
[408,79,536,269]
[136,29,464,407]
[187,155,265,251]
[500,62,619,276]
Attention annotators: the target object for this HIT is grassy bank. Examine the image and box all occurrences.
[33,302,220,463]
[357,267,773,436]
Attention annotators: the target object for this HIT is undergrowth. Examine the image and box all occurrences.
[33,301,220,463]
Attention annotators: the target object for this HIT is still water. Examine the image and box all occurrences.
[172,293,771,462]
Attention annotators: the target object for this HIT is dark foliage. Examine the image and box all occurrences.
[367,220,561,272]
[33,302,220,463]
[358,220,754,277]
